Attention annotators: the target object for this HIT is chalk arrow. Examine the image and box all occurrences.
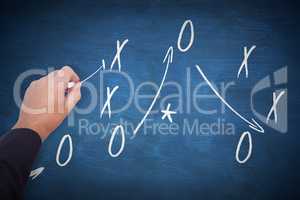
[195,64,264,133]
[133,46,174,135]
[29,167,45,180]
[163,46,174,64]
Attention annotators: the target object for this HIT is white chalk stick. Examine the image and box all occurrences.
[67,82,76,89]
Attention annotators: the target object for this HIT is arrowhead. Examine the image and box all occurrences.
[249,118,264,133]
[163,46,173,64]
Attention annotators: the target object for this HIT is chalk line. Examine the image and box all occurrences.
[133,46,174,135]
[100,86,119,119]
[67,65,103,89]
[195,64,264,133]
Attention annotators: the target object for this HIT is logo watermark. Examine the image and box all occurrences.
[12,66,288,136]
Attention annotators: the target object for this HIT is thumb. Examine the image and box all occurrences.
[65,83,82,114]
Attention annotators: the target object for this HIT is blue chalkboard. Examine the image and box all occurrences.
[0,0,298,199]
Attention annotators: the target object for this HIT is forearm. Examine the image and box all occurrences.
[0,66,81,199]
[0,128,41,199]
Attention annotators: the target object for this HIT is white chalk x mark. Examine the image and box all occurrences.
[110,39,129,71]
[237,45,256,79]
[100,86,119,119]
[266,91,286,124]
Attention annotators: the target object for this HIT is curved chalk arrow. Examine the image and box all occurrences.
[133,46,173,135]
[29,167,45,180]
[195,64,264,133]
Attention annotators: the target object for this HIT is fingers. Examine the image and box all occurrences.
[54,66,80,94]
[39,66,81,114]
[57,66,80,84]
[65,82,81,113]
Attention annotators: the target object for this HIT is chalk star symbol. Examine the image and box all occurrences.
[161,103,176,123]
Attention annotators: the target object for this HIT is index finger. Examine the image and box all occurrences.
[58,66,80,83]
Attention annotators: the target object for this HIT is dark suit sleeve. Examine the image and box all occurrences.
[0,128,41,200]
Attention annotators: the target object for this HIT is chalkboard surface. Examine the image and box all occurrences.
[0,0,298,199]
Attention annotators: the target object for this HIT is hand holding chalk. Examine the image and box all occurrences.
[14,66,81,140]
[67,82,76,89]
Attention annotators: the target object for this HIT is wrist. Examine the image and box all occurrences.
[13,120,47,141]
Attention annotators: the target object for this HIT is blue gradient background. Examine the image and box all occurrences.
[0,0,299,199]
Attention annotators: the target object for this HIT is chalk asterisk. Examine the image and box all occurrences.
[161,103,176,123]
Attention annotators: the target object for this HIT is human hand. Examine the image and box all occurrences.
[13,66,81,140]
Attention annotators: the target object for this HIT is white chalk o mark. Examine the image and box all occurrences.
[56,134,73,167]
[235,131,252,164]
[177,20,194,52]
[108,125,125,157]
